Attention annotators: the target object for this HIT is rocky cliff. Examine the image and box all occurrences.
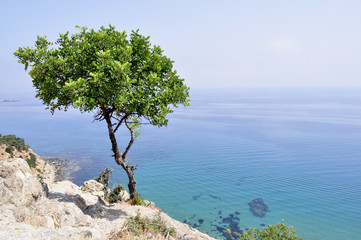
[0,148,216,240]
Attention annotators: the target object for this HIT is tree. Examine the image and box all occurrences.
[14,25,190,198]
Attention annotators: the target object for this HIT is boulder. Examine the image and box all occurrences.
[49,180,99,206]
[143,200,156,208]
[81,180,104,198]
[0,158,44,207]
[119,190,130,202]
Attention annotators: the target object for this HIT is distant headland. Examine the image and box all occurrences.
[2,99,19,102]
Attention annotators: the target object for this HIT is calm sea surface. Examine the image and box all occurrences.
[1,88,361,239]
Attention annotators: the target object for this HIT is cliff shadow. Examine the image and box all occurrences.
[48,191,127,221]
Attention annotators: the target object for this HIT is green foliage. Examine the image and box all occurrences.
[0,134,29,155]
[127,214,176,237]
[106,183,125,203]
[26,153,37,168]
[131,194,145,206]
[5,145,14,156]
[94,168,113,192]
[228,221,304,240]
[15,25,190,198]
[94,168,127,203]
[14,25,190,126]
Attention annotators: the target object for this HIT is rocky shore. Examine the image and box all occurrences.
[0,146,216,240]
[41,157,78,182]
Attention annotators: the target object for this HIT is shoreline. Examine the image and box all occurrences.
[0,148,217,240]
[41,157,78,182]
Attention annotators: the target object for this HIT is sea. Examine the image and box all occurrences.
[1,88,361,240]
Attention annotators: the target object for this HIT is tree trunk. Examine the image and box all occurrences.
[127,169,138,198]
[125,166,138,198]
[102,108,139,198]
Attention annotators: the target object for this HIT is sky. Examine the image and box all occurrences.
[1,0,361,95]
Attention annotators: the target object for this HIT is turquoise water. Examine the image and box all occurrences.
[1,88,361,239]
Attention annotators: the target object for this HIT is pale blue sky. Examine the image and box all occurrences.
[1,0,361,94]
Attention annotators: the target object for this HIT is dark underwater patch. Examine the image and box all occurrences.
[192,194,203,200]
[209,194,219,199]
[215,212,243,240]
[248,198,269,218]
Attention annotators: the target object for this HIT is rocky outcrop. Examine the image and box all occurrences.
[0,157,45,209]
[0,145,56,182]
[81,180,104,198]
[0,154,216,240]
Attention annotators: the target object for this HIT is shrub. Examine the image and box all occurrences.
[94,168,128,203]
[26,153,37,168]
[0,134,29,152]
[228,220,304,240]
[106,183,125,203]
[127,214,176,237]
[94,168,113,192]
[5,145,14,156]
[131,194,145,206]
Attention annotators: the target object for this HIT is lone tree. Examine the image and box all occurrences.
[14,25,190,198]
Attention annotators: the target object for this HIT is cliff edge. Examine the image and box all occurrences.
[0,146,216,240]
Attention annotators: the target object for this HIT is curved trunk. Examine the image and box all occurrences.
[102,108,138,198]
[127,169,138,198]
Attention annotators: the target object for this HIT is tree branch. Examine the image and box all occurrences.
[114,114,129,133]
[56,73,66,82]
[93,110,105,122]
[121,118,135,160]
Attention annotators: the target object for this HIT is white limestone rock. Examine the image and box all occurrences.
[49,180,99,206]
[0,156,217,240]
[81,180,104,198]
[143,199,156,208]
[0,158,44,207]
[119,190,130,202]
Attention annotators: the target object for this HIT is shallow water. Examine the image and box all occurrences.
[1,88,361,239]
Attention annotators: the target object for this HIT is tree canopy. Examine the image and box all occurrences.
[15,25,190,197]
[15,25,189,125]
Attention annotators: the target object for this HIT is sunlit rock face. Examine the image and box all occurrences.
[0,155,216,240]
[0,158,44,207]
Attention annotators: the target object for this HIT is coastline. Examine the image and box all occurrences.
[0,146,217,240]
[41,157,79,182]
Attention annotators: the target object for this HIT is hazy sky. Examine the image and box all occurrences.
[1,0,361,94]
